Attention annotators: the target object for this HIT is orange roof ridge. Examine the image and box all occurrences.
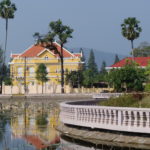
[53,41,75,57]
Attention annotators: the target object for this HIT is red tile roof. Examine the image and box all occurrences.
[20,45,45,57]
[12,42,76,58]
[111,57,150,68]
[52,42,74,58]
[74,53,82,57]
[11,54,20,58]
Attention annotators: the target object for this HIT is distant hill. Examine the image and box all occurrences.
[70,48,128,70]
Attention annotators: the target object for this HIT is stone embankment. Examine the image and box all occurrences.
[0,93,92,102]
[57,123,150,149]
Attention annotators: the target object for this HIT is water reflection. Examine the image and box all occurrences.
[0,101,60,150]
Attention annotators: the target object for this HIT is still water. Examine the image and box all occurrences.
[0,101,149,150]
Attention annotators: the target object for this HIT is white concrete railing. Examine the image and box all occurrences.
[60,100,150,133]
[93,93,123,99]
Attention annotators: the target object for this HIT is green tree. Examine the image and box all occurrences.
[34,19,73,93]
[133,42,150,57]
[121,17,142,58]
[114,54,120,64]
[108,62,146,92]
[36,63,48,94]
[82,50,99,87]
[49,19,73,93]
[88,49,98,73]
[0,48,7,93]
[0,0,17,59]
[65,70,83,88]
[100,61,107,74]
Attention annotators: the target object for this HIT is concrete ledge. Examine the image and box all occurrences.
[57,123,150,149]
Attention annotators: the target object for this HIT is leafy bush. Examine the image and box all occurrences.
[99,94,140,107]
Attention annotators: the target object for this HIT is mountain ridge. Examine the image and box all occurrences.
[70,47,128,69]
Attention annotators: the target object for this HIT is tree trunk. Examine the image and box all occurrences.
[131,40,134,61]
[42,81,43,94]
[4,18,8,63]
[60,45,64,93]
[0,79,2,94]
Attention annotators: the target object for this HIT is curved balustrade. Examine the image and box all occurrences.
[60,100,150,133]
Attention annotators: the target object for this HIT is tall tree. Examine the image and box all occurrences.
[88,49,98,73]
[114,54,120,64]
[121,17,142,59]
[133,42,150,57]
[0,48,4,94]
[82,50,98,87]
[34,19,73,93]
[0,0,17,60]
[100,61,107,74]
[36,63,48,94]
[49,19,73,93]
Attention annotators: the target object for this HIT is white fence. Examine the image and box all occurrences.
[60,100,150,133]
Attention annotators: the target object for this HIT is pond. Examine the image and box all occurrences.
[0,100,149,150]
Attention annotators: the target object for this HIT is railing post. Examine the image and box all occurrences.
[118,110,122,126]
[74,107,78,122]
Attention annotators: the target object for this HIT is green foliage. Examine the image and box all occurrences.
[100,61,107,74]
[144,83,150,92]
[100,94,150,108]
[100,95,139,107]
[4,77,12,85]
[36,113,48,126]
[36,63,48,83]
[49,19,74,45]
[114,54,120,64]
[108,61,146,92]
[121,17,142,41]
[65,71,83,88]
[88,49,98,74]
[0,0,17,19]
[133,42,150,57]
[82,69,95,87]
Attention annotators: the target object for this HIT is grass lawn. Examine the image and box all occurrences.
[99,94,150,108]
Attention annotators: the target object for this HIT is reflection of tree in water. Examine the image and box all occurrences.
[0,112,7,141]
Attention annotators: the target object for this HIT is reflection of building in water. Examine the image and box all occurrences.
[11,108,60,150]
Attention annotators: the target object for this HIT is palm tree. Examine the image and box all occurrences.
[121,17,142,59]
[0,0,17,61]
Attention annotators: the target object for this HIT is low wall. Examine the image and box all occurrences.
[60,100,150,134]
[2,84,112,94]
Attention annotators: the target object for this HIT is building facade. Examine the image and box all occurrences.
[9,42,83,93]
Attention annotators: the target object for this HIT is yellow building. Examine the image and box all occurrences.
[9,42,83,93]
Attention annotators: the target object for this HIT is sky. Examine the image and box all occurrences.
[0,0,150,60]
